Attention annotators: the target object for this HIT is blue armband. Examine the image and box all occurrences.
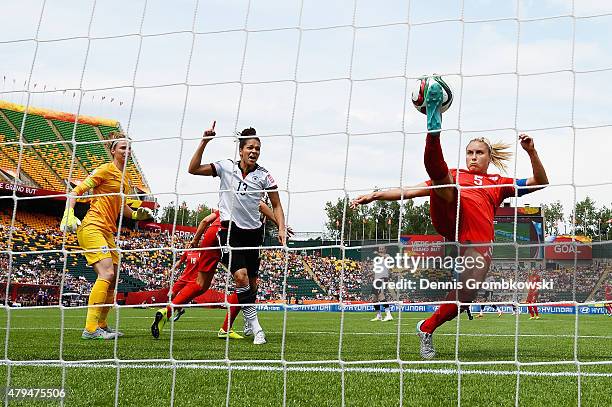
[516,178,529,197]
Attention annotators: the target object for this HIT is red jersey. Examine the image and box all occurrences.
[179,250,201,280]
[211,209,221,228]
[195,209,222,273]
[191,210,221,248]
[427,169,520,244]
[527,273,541,298]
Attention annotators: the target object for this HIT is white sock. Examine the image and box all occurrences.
[248,314,262,334]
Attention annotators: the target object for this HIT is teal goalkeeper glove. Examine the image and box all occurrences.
[60,207,81,233]
[131,207,153,221]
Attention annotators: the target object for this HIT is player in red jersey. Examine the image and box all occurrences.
[151,209,221,339]
[351,80,548,358]
[169,250,202,318]
[526,271,541,320]
[604,283,612,316]
[169,209,225,322]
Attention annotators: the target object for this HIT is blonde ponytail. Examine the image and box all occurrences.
[468,137,513,173]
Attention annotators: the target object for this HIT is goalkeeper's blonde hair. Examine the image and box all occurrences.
[467,137,513,173]
[108,131,128,151]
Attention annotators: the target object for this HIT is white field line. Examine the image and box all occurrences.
[0,362,609,377]
[2,326,611,339]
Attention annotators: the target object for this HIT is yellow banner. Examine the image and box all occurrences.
[0,100,118,127]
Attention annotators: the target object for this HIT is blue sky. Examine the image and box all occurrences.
[1,0,611,234]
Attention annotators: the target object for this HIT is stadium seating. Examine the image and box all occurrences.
[2,109,69,190]
[0,136,59,190]
[1,102,149,197]
[53,120,146,190]
[52,120,109,170]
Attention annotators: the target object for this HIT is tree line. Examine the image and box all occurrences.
[153,196,612,242]
[158,202,213,227]
[542,197,612,240]
[324,198,434,241]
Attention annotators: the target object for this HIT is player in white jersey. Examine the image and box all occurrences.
[370,246,395,321]
[188,122,286,345]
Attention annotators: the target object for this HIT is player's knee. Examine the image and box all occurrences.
[94,259,116,281]
[234,269,249,286]
[99,270,115,282]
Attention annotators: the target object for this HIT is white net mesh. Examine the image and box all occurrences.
[1,0,612,406]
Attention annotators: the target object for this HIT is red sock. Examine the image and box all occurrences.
[606,304,612,314]
[528,306,534,317]
[534,307,539,316]
[420,291,460,334]
[167,282,205,318]
[424,133,449,181]
[221,293,240,331]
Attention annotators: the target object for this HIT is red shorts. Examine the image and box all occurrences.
[171,278,191,295]
[195,224,221,274]
[527,293,539,303]
[429,191,493,260]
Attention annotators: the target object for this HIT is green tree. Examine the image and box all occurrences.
[160,201,176,225]
[403,200,432,235]
[323,197,348,239]
[324,196,434,241]
[596,204,612,241]
[542,200,564,236]
[571,197,598,238]
[159,202,212,227]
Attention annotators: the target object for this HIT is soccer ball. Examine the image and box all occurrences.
[411,75,453,114]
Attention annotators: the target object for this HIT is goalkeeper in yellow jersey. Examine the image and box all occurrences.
[60,134,153,340]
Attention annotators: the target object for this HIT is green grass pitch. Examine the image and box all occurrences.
[1,307,610,406]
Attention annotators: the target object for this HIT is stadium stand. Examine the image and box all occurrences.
[0,100,149,194]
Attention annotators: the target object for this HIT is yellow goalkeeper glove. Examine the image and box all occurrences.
[131,207,153,221]
[60,207,81,233]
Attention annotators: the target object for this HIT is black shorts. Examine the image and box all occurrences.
[371,277,389,296]
[217,222,263,278]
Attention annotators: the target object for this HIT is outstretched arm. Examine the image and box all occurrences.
[519,133,548,188]
[190,211,217,247]
[123,204,154,222]
[350,182,430,208]
[188,121,217,176]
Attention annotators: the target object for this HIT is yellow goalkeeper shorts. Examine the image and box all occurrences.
[77,225,119,266]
